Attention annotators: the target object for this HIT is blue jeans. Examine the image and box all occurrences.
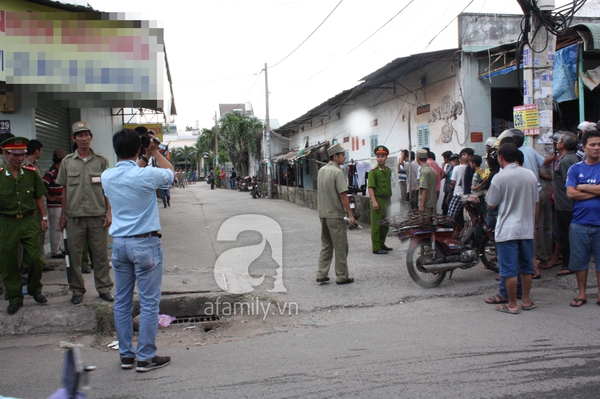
[497,240,534,278]
[112,236,163,362]
[569,223,600,272]
[229,178,236,189]
[161,189,170,207]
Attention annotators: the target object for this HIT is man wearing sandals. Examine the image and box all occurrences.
[486,143,539,314]
[566,129,600,308]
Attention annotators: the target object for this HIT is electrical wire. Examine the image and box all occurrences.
[270,0,345,69]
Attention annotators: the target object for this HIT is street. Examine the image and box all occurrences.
[1,182,599,399]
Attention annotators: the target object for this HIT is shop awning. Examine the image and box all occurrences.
[296,141,330,159]
[273,149,299,162]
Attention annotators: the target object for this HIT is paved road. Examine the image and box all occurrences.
[1,182,599,398]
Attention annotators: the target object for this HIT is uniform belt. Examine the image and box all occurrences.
[0,211,35,219]
[375,195,391,199]
[129,231,161,239]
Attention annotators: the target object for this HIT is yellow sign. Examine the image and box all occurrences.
[513,104,540,136]
[124,124,164,142]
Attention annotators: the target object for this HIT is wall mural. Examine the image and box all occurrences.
[428,95,463,143]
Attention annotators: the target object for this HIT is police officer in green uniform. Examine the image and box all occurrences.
[368,145,392,254]
[0,137,49,314]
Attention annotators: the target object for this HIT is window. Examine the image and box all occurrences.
[370,135,378,155]
[417,124,430,148]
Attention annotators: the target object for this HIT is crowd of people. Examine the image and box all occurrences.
[0,123,173,372]
[316,125,600,313]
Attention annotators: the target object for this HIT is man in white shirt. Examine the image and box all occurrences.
[486,143,539,314]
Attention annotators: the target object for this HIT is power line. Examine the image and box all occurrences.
[344,0,415,57]
[270,0,345,69]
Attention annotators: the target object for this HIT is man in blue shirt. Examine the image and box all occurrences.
[566,129,600,307]
[102,129,174,372]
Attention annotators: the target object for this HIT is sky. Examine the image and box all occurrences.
[83,0,577,131]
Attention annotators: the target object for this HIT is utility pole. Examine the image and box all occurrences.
[214,111,219,167]
[265,63,272,199]
[522,4,555,151]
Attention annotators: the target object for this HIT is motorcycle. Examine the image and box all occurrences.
[386,195,498,288]
[250,176,262,199]
[237,176,251,192]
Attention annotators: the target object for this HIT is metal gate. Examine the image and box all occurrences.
[35,108,72,173]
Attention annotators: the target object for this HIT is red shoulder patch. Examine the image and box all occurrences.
[23,165,37,172]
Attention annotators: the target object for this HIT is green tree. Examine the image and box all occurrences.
[218,111,263,176]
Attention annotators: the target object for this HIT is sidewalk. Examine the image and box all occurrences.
[1,181,588,335]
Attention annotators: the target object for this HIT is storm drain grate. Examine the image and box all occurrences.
[172,315,221,324]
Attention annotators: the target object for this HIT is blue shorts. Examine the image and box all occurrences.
[568,224,600,272]
[497,239,534,278]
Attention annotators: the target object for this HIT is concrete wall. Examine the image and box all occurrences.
[80,108,121,166]
[1,108,36,138]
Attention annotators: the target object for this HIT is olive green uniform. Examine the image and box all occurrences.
[21,157,46,265]
[419,164,437,212]
[0,166,47,304]
[317,161,350,282]
[368,166,392,251]
[56,149,113,297]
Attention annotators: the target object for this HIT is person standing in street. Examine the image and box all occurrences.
[486,143,538,314]
[368,145,392,254]
[416,149,437,213]
[550,132,579,279]
[565,129,600,307]
[56,121,114,305]
[43,149,67,259]
[316,143,355,285]
[209,167,215,190]
[102,128,174,372]
[22,139,52,272]
[229,168,237,189]
[0,137,49,314]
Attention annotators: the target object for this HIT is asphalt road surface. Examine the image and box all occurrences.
[1,183,599,399]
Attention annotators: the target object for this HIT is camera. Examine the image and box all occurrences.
[134,126,160,149]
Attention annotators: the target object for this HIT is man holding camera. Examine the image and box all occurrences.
[102,129,174,372]
[57,121,114,305]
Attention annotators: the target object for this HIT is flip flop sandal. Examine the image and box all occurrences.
[496,304,520,314]
[570,298,587,307]
[557,269,575,276]
[485,295,508,304]
[522,301,537,310]
[532,274,541,280]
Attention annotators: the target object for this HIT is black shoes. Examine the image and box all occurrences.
[136,356,171,372]
[99,293,115,302]
[382,245,393,251]
[43,264,54,272]
[373,249,388,255]
[316,277,330,283]
[121,357,135,370]
[336,278,355,285]
[71,295,83,305]
[51,253,65,259]
[32,293,47,304]
[81,266,92,274]
[7,302,23,314]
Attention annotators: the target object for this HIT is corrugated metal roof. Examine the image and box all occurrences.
[275,48,460,136]
[273,149,298,162]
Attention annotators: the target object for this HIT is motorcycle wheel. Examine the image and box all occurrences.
[406,240,447,288]
[480,236,499,273]
[252,188,257,199]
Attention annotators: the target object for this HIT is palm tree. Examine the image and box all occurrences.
[218,111,263,176]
